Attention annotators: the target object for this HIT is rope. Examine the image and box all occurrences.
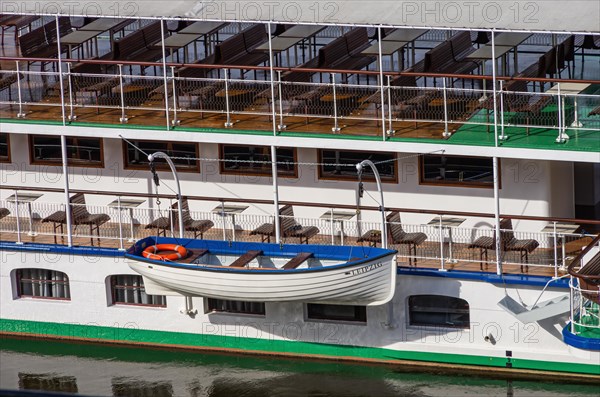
[120,136,445,168]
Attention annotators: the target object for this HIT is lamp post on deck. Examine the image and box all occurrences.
[356,160,387,249]
[148,152,184,239]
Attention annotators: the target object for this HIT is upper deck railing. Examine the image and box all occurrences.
[0,17,598,153]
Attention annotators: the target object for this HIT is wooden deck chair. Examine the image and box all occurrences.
[173,198,214,239]
[0,207,10,220]
[250,205,319,244]
[42,193,110,245]
[358,211,427,266]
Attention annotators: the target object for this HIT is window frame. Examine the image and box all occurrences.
[408,294,470,329]
[305,303,367,324]
[419,154,499,189]
[219,144,298,178]
[122,140,200,173]
[16,268,71,301]
[0,133,10,163]
[205,298,266,316]
[109,274,167,308]
[29,135,104,168]
[317,149,398,183]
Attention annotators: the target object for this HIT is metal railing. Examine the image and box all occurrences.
[1,56,599,144]
[1,187,598,275]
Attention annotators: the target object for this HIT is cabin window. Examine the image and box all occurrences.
[110,275,166,307]
[16,269,71,300]
[219,144,297,177]
[419,155,496,188]
[19,373,78,394]
[0,133,10,163]
[408,295,470,328]
[29,135,103,167]
[318,150,397,182]
[206,298,265,315]
[306,303,367,323]
[122,140,199,172]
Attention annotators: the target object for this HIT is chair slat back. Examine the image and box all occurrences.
[70,193,90,220]
[171,198,194,226]
[499,218,515,247]
[279,205,299,233]
[386,211,406,242]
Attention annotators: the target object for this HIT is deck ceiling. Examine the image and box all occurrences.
[5,1,600,34]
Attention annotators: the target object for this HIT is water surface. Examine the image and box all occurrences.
[0,338,597,397]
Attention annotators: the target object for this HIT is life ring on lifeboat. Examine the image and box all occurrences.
[142,244,188,261]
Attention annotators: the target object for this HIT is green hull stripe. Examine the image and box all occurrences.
[1,318,598,375]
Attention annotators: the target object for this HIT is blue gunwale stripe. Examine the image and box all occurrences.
[0,240,566,287]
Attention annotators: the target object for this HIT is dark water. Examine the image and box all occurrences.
[0,338,597,397]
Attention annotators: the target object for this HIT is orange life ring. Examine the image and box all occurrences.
[142,244,188,261]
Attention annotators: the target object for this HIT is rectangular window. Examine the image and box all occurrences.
[306,303,367,323]
[110,275,166,307]
[0,133,10,163]
[420,155,496,188]
[206,298,265,315]
[408,295,470,329]
[220,145,297,177]
[318,150,397,182]
[17,269,71,300]
[122,140,199,172]
[29,135,103,167]
[19,374,78,393]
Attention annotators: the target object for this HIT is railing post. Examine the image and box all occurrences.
[553,221,559,278]
[160,19,171,130]
[330,209,335,245]
[15,61,26,118]
[386,75,395,135]
[439,215,446,271]
[60,135,73,247]
[67,62,76,121]
[277,70,286,131]
[220,200,227,241]
[569,277,575,334]
[118,64,128,123]
[499,80,507,140]
[13,190,22,244]
[331,73,340,133]
[171,66,180,126]
[223,68,233,128]
[377,26,386,140]
[555,83,569,142]
[442,77,450,138]
[117,196,124,250]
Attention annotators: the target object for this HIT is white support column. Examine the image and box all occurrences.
[61,135,73,247]
[56,15,73,247]
[377,26,386,139]
[160,19,171,130]
[55,15,67,126]
[171,66,180,126]
[493,156,502,275]
[267,22,279,135]
[270,145,281,244]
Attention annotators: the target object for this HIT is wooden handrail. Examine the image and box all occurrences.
[1,56,599,85]
[568,233,600,280]
[3,184,600,225]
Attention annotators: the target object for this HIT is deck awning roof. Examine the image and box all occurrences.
[4,1,600,34]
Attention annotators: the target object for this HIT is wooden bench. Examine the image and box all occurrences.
[0,66,22,100]
[19,18,72,71]
[230,250,263,268]
[112,21,165,63]
[282,252,313,270]
[1,15,38,45]
[589,105,600,117]
[318,27,374,71]
[214,24,269,68]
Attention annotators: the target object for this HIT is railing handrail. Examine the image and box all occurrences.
[568,233,600,279]
[1,56,599,85]
[3,184,600,225]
